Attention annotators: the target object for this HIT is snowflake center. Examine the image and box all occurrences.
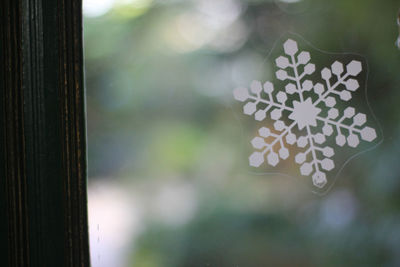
[289,98,321,130]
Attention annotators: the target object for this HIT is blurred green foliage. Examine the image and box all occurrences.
[85,0,400,266]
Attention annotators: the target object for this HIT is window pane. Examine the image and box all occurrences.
[84,1,400,266]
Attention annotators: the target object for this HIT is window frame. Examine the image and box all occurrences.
[0,1,90,266]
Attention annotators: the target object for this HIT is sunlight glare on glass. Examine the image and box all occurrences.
[83,0,116,17]
[163,13,213,53]
[163,0,245,53]
[209,20,249,53]
[113,0,153,18]
[279,0,302,3]
[151,182,198,227]
[195,0,243,30]
[89,182,143,267]
[116,0,152,9]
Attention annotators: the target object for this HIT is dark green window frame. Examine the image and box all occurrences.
[1,1,90,266]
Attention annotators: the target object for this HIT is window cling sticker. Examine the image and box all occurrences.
[233,34,383,193]
[396,9,400,49]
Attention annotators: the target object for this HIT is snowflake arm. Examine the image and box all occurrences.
[316,107,377,147]
[294,125,335,188]
[276,39,315,102]
[314,60,362,106]
[249,121,297,167]
[233,80,294,122]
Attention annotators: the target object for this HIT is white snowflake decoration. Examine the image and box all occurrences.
[233,39,378,188]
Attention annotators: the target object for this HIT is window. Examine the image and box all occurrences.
[84,1,400,267]
[1,1,400,266]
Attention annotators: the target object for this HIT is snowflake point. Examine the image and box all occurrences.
[233,87,249,102]
[295,153,306,164]
[276,92,287,103]
[344,107,355,118]
[322,125,333,136]
[314,83,324,95]
[324,96,336,107]
[328,108,339,119]
[321,158,335,171]
[274,120,285,131]
[336,134,346,146]
[353,113,366,126]
[321,67,332,80]
[302,80,313,91]
[304,63,315,75]
[322,147,334,157]
[297,51,311,64]
[250,80,262,94]
[258,127,271,137]
[263,81,274,93]
[346,60,362,76]
[283,39,298,56]
[347,134,360,148]
[297,136,308,148]
[345,79,360,91]
[243,102,257,115]
[276,70,288,81]
[285,83,297,94]
[300,162,313,176]
[360,126,377,142]
[331,61,344,75]
[313,133,326,144]
[251,137,266,149]
[271,109,282,120]
[340,90,352,101]
[286,133,296,145]
[255,110,267,121]
[276,56,290,69]
[279,147,289,160]
[267,152,279,166]
[249,152,264,167]
[312,172,327,188]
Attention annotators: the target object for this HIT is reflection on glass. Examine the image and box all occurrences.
[84,0,400,266]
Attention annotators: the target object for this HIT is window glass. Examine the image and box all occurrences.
[84,1,400,266]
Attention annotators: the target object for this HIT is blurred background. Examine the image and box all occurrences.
[83,0,400,266]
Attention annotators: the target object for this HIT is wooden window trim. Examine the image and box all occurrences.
[0,1,90,266]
